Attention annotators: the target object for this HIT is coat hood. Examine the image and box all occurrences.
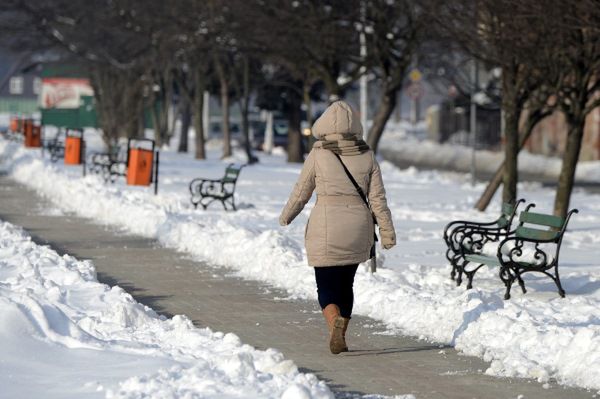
[311,101,363,140]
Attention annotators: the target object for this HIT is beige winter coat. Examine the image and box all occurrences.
[279,101,396,267]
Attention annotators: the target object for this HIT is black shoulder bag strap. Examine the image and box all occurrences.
[332,152,378,273]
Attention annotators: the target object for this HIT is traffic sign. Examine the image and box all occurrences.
[409,69,422,82]
[406,82,424,100]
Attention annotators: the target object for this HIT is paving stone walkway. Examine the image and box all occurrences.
[0,174,595,399]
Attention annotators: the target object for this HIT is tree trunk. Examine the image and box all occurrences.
[323,74,341,103]
[90,67,144,147]
[475,108,551,211]
[240,105,258,163]
[554,121,585,218]
[148,72,172,148]
[178,99,191,153]
[150,103,162,147]
[240,57,257,164]
[193,69,206,160]
[220,81,231,158]
[214,56,231,159]
[160,99,170,146]
[366,87,397,153]
[287,89,304,163]
[501,81,520,205]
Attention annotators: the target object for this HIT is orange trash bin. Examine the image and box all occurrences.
[9,117,21,133]
[64,136,82,164]
[23,119,33,137]
[127,148,154,186]
[24,125,42,147]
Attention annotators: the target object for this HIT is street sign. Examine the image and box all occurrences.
[409,69,422,83]
[448,84,458,98]
[406,82,424,100]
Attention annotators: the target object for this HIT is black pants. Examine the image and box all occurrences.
[314,264,359,318]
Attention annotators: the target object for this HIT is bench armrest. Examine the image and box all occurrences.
[443,219,499,242]
[190,178,222,185]
[447,222,507,252]
[496,235,558,268]
[189,178,224,194]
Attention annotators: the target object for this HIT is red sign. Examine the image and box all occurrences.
[406,82,424,100]
[40,78,94,109]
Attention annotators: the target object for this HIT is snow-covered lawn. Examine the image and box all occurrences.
[1,132,600,392]
[380,121,600,181]
[0,219,338,398]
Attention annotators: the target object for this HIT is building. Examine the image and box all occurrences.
[0,48,41,119]
[527,107,600,161]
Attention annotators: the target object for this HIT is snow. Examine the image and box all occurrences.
[1,130,600,392]
[0,219,337,398]
[380,122,600,181]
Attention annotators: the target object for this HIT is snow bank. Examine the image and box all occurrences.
[380,127,600,181]
[2,136,600,391]
[0,219,333,398]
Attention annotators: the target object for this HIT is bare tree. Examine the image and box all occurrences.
[474,93,556,211]
[434,0,556,205]
[90,66,145,145]
[363,0,427,153]
[549,1,600,217]
[238,0,361,162]
[170,0,215,160]
[1,0,165,145]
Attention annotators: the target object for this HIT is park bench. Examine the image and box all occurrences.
[444,199,526,286]
[42,131,65,163]
[189,163,245,211]
[461,206,578,299]
[1,129,23,142]
[88,145,128,183]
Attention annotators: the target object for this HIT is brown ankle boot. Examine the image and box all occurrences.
[322,304,346,354]
[341,317,350,352]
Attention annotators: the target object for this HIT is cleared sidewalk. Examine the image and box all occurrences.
[0,174,594,398]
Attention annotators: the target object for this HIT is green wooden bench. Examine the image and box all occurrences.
[189,164,245,211]
[462,206,578,299]
[443,199,526,286]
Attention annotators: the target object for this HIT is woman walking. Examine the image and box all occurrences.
[279,100,396,354]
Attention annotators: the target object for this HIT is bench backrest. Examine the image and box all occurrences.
[515,209,577,242]
[222,164,244,183]
[104,145,127,162]
[497,198,525,229]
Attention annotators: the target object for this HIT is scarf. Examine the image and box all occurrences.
[312,133,370,156]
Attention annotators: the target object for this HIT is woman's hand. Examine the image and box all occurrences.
[381,236,396,250]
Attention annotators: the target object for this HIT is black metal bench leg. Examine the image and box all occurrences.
[199,197,209,210]
[465,270,476,290]
[552,267,566,298]
[466,273,474,289]
[455,258,468,286]
[464,264,485,290]
[448,250,457,281]
[516,273,527,294]
[499,267,515,300]
[504,280,513,300]
[456,269,463,287]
